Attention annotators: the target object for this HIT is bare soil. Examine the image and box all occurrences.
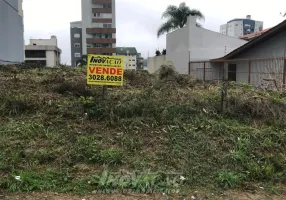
[1,191,286,200]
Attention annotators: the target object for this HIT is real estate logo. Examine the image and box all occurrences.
[87,55,124,86]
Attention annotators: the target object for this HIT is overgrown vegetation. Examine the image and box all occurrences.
[0,64,286,195]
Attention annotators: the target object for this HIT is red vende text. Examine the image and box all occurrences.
[89,67,122,75]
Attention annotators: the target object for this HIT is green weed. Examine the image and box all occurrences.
[216,172,243,189]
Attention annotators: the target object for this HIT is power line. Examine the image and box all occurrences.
[1,0,18,13]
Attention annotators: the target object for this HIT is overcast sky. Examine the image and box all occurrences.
[23,0,285,64]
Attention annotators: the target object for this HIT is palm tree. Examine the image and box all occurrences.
[157,2,204,37]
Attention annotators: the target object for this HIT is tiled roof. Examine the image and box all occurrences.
[239,28,271,39]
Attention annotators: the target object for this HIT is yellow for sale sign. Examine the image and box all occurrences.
[87,54,124,86]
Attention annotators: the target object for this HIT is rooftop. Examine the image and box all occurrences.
[239,28,271,40]
[116,47,137,55]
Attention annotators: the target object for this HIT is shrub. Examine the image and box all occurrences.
[158,62,177,80]
[53,80,93,97]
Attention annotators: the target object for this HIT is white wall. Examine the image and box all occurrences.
[147,55,166,74]
[226,21,243,37]
[220,24,227,35]
[46,50,60,67]
[18,0,23,17]
[81,0,92,55]
[70,21,82,28]
[188,16,247,62]
[30,38,57,46]
[254,21,263,32]
[166,16,246,75]
[124,55,137,70]
[0,0,24,63]
[166,27,189,74]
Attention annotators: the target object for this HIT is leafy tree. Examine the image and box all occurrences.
[155,50,161,56]
[76,55,87,66]
[157,2,204,37]
[162,49,166,55]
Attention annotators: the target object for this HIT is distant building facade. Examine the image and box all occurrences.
[0,0,24,64]
[239,28,271,41]
[70,21,83,66]
[70,0,116,66]
[116,47,137,70]
[136,53,144,69]
[220,15,263,38]
[25,36,61,67]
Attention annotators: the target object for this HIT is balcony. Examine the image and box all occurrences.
[87,38,116,44]
[92,18,112,23]
[87,48,116,54]
[92,8,112,13]
[92,0,112,3]
[86,28,116,34]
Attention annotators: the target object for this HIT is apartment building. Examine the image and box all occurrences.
[25,36,61,67]
[0,0,24,64]
[220,15,263,38]
[70,0,116,66]
[116,47,137,70]
[70,21,83,66]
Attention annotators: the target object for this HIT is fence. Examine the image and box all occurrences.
[189,57,286,90]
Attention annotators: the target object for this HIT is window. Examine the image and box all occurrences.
[74,33,80,38]
[94,34,102,38]
[103,24,112,28]
[103,3,111,8]
[25,60,46,66]
[94,13,101,17]
[105,34,112,38]
[25,50,46,58]
[129,59,131,61]
[133,64,136,66]
[75,53,81,57]
[74,43,80,48]
[129,64,131,66]
[132,59,135,61]
[87,44,92,48]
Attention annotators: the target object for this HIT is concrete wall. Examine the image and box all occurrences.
[81,0,92,55]
[166,16,246,75]
[121,55,137,70]
[29,37,57,46]
[0,0,24,64]
[46,51,56,67]
[220,24,227,35]
[147,55,166,74]
[188,16,247,62]
[166,27,189,74]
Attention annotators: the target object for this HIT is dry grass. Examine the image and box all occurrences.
[0,65,285,195]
